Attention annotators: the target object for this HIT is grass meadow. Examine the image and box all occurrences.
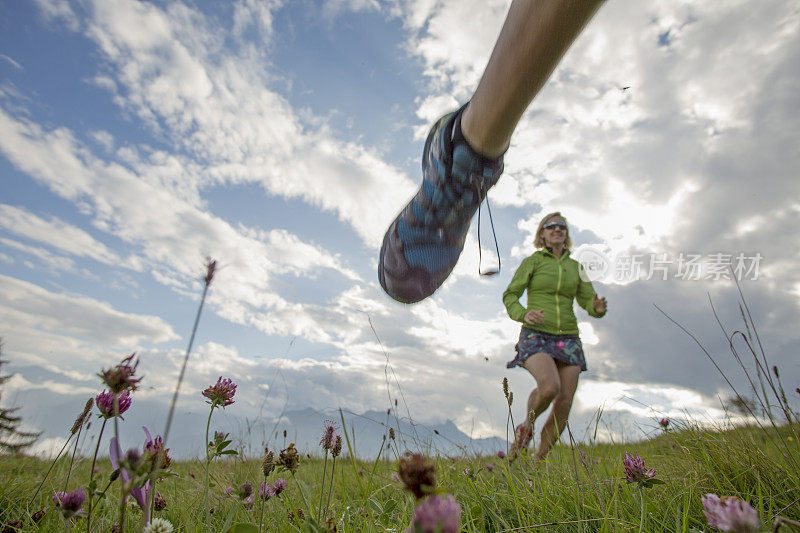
[1,261,798,532]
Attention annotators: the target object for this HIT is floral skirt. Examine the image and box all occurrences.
[506,328,587,372]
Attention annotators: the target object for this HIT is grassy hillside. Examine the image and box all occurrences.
[1,419,798,532]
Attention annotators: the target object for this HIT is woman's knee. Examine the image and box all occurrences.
[552,394,573,414]
[538,381,561,403]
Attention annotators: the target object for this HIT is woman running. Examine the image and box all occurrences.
[503,212,607,459]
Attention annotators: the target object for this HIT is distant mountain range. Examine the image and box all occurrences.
[261,408,507,459]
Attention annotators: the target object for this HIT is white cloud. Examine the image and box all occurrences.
[0,238,75,272]
[82,0,415,248]
[0,107,367,341]
[0,204,128,268]
[28,437,70,459]
[0,274,179,346]
[0,54,23,70]
[32,0,80,31]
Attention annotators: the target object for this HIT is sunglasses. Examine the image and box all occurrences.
[543,222,567,231]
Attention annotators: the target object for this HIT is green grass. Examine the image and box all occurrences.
[1,421,798,532]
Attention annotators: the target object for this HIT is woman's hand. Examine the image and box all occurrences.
[523,309,545,325]
[593,294,607,315]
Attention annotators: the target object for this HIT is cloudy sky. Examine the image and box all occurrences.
[1,0,798,458]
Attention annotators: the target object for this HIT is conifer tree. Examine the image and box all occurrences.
[0,339,40,453]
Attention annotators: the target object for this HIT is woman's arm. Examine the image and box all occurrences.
[575,264,606,318]
[503,256,535,322]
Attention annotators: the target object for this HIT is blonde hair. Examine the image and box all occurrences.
[534,211,572,249]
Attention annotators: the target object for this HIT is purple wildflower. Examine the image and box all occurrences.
[409,494,461,533]
[242,494,254,511]
[153,492,167,511]
[320,420,338,451]
[659,418,670,428]
[202,377,237,407]
[109,429,166,524]
[702,494,760,533]
[237,483,253,500]
[52,487,85,518]
[258,482,274,501]
[98,354,142,394]
[272,478,287,496]
[143,426,172,469]
[497,451,506,459]
[222,486,235,496]
[485,464,494,472]
[96,390,132,418]
[622,451,656,484]
[278,443,300,472]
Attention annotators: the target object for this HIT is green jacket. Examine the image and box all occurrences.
[503,248,605,335]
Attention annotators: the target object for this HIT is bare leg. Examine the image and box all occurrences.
[534,363,581,460]
[519,353,562,439]
[462,0,605,157]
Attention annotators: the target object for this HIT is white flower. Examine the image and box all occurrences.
[143,518,174,533]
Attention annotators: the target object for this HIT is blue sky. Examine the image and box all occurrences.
[1,0,799,458]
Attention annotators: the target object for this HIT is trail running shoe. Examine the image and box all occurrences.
[379,104,504,303]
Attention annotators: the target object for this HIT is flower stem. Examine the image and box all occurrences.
[163,279,210,447]
[30,435,72,505]
[324,456,336,521]
[318,451,328,520]
[258,476,266,533]
[637,486,645,533]
[86,417,108,533]
[64,424,83,490]
[113,396,125,532]
[200,405,215,516]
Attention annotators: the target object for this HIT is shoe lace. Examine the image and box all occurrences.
[474,176,500,276]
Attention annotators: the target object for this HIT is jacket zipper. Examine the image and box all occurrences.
[555,256,563,332]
